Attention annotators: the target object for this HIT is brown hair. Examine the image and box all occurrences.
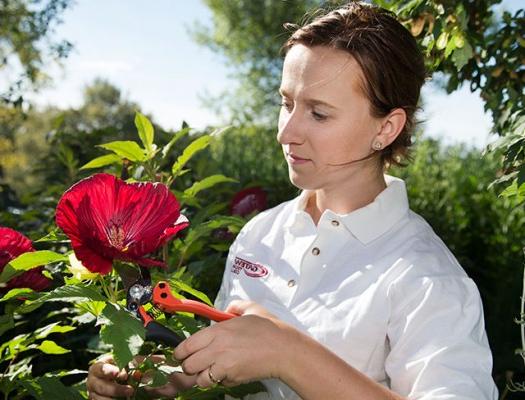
[282,1,426,168]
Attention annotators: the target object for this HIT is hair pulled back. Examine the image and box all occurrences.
[283,1,426,168]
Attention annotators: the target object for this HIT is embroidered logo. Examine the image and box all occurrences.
[232,256,269,278]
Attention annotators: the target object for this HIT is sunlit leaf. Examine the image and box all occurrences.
[135,112,155,152]
[0,251,67,283]
[100,303,145,369]
[80,154,122,170]
[35,323,76,339]
[18,284,107,313]
[35,229,70,243]
[168,278,213,306]
[37,340,70,354]
[0,288,34,302]
[162,127,190,158]
[183,175,237,198]
[172,135,211,176]
[98,141,146,162]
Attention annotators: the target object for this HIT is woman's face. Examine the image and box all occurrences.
[277,44,383,191]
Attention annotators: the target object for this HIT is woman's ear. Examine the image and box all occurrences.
[374,108,407,148]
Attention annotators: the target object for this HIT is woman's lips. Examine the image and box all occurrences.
[286,153,310,165]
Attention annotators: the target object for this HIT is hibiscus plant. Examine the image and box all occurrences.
[0,112,265,399]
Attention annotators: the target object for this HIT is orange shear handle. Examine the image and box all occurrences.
[152,281,236,322]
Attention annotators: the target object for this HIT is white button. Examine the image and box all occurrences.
[331,220,340,226]
[312,247,320,256]
[287,279,296,287]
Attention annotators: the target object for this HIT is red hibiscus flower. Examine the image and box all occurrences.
[230,187,268,217]
[0,227,51,293]
[55,173,189,275]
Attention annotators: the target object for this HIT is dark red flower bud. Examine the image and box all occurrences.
[230,187,268,217]
[0,227,51,293]
[55,173,189,275]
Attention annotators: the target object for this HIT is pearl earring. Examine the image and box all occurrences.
[373,142,383,150]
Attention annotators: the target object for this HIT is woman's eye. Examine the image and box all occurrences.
[311,111,327,121]
[281,101,293,112]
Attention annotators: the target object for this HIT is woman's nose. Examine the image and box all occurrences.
[277,109,303,145]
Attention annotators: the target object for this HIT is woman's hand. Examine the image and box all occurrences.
[86,354,197,399]
[86,355,133,400]
[173,300,300,388]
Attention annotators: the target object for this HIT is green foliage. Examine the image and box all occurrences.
[190,0,321,124]
[1,111,264,399]
[0,250,67,282]
[376,0,525,202]
[99,303,145,369]
[0,0,73,104]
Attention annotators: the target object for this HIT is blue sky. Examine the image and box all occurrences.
[28,0,522,148]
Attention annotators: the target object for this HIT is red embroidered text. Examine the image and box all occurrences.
[232,257,268,278]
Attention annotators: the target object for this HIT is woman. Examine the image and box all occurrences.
[87,2,498,399]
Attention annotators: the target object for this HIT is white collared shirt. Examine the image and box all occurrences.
[216,176,498,400]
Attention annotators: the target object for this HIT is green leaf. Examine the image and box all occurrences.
[19,376,85,400]
[18,284,107,313]
[436,31,449,50]
[168,278,213,306]
[1,288,34,302]
[172,135,211,176]
[183,175,237,198]
[451,41,473,70]
[162,127,190,158]
[0,313,14,336]
[35,323,76,339]
[135,112,155,152]
[98,141,146,162]
[149,369,169,388]
[0,250,67,283]
[100,303,145,369]
[80,154,122,170]
[35,229,70,243]
[37,340,70,354]
[177,381,266,399]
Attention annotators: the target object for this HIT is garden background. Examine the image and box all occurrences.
[1,0,525,399]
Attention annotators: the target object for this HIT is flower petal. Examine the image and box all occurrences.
[0,227,35,270]
[72,244,113,275]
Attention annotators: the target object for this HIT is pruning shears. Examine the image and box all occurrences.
[122,267,236,347]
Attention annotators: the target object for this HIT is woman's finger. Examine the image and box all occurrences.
[180,346,216,376]
[174,327,215,361]
[194,364,225,388]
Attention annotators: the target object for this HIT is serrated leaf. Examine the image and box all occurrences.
[20,376,85,400]
[37,340,70,354]
[100,303,145,369]
[0,250,67,283]
[172,135,211,176]
[135,112,154,152]
[168,278,213,306]
[18,284,107,313]
[80,154,122,170]
[183,175,237,198]
[98,141,146,162]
